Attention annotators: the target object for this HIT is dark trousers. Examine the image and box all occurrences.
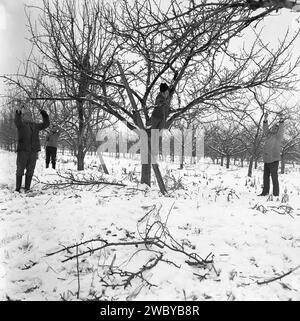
[46,146,57,169]
[262,161,279,196]
[16,151,38,176]
[151,116,163,129]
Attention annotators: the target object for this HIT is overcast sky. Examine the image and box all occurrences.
[0,0,37,99]
[0,0,300,103]
[0,0,29,72]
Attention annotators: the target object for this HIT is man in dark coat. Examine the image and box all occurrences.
[258,112,284,197]
[151,83,171,129]
[14,108,50,192]
[45,125,61,169]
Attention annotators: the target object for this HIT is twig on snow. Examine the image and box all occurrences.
[257,264,300,285]
[76,243,80,299]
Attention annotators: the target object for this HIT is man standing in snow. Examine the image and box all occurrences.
[258,112,284,197]
[45,125,61,169]
[14,107,50,192]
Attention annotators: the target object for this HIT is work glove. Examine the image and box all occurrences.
[40,109,48,117]
[278,112,287,122]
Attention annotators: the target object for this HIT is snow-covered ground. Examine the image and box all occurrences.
[0,149,299,301]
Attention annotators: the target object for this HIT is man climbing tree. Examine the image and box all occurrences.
[151,83,171,130]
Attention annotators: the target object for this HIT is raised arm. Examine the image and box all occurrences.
[262,112,269,135]
[14,110,23,129]
[277,114,284,140]
[37,110,50,131]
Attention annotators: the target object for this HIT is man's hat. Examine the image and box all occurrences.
[160,83,169,93]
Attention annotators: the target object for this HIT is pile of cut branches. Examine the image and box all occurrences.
[46,203,214,298]
[35,170,127,191]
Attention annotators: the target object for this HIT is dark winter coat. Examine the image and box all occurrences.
[262,120,284,163]
[14,112,50,152]
[46,131,60,148]
[151,93,171,129]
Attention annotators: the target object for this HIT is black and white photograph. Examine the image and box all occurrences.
[0,0,300,305]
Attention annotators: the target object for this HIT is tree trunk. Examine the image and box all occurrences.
[152,164,167,194]
[141,130,152,186]
[248,156,254,177]
[97,151,109,174]
[254,158,258,169]
[221,156,224,166]
[77,147,85,171]
[241,158,244,167]
[226,155,230,169]
[179,131,184,169]
[140,129,167,194]
[77,101,85,171]
[281,156,285,174]
[141,164,151,185]
[170,136,175,162]
[159,136,163,161]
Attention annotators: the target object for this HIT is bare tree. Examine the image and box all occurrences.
[3,0,117,170]
[227,88,284,176]
[100,0,299,191]
[0,101,17,151]
[2,0,300,193]
[281,118,300,173]
[205,122,246,168]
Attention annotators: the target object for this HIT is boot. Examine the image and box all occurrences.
[15,175,22,192]
[52,162,56,170]
[258,192,268,196]
[46,163,49,168]
[25,175,33,191]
